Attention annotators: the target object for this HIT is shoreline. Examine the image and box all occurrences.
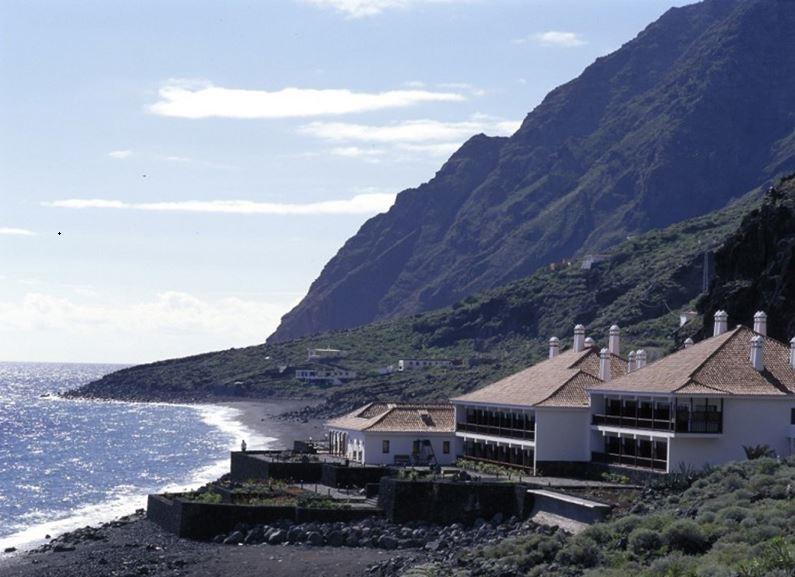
[0,397,324,556]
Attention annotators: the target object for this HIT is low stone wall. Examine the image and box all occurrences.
[320,464,392,488]
[526,490,611,525]
[378,478,528,524]
[535,460,665,485]
[146,494,381,540]
[230,452,323,483]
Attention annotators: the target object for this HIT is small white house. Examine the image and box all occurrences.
[589,311,795,473]
[326,403,456,466]
[397,359,454,372]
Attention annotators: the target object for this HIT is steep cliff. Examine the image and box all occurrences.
[271,0,795,342]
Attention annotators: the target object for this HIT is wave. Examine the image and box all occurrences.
[0,402,276,553]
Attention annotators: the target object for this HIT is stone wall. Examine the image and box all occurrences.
[230,452,324,483]
[378,478,528,524]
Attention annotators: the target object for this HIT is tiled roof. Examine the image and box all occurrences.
[326,403,455,433]
[452,347,627,408]
[591,326,795,396]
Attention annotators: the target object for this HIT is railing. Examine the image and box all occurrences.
[592,451,667,471]
[461,453,534,472]
[593,411,722,434]
[457,422,535,440]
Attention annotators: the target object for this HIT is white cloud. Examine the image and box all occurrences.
[300,116,520,144]
[108,150,133,159]
[301,0,460,18]
[43,193,396,216]
[0,291,300,363]
[329,146,386,160]
[516,31,586,48]
[0,227,36,236]
[148,80,465,119]
[163,155,192,163]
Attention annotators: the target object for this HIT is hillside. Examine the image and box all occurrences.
[698,174,795,341]
[70,182,764,416]
[408,457,795,577]
[270,0,795,343]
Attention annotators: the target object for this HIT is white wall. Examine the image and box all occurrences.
[669,398,795,471]
[362,432,457,466]
[535,408,591,463]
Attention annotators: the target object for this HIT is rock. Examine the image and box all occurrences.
[223,531,244,545]
[212,534,226,544]
[326,531,344,547]
[307,532,324,546]
[345,534,360,547]
[287,527,306,543]
[53,544,76,552]
[377,535,398,550]
[491,513,504,526]
[425,539,446,552]
[244,527,264,544]
[268,530,286,545]
[3,547,16,554]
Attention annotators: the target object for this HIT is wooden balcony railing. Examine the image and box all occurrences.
[593,410,722,434]
[457,422,535,440]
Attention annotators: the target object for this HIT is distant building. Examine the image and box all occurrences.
[581,254,611,270]
[397,359,455,372]
[307,348,347,362]
[326,403,456,466]
[295,367,357,384]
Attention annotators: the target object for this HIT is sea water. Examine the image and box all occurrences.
[0,362,273,550]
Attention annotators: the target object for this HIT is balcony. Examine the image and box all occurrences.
[592,451,667,472]
[457,422,535,441]
[593,409,722,434]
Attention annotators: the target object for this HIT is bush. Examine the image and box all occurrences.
[555,537,600,568]
[629,527,663,557]
[663,520,710,555]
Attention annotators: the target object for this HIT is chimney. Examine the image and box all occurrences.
[627,351,636,373]
[608,325,620,355]
[599,348,611,382]
[549,337,560,359]
[684,337,695,349]
[790,337,795,370]
[753,311,767,336]
[573,324,586,352]
[713,310,728,337]
[584,337,596,349]
[750,335,764,371]
[636,349,647,370]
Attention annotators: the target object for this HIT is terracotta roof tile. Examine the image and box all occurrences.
[326,403,455,433]
[452,347,627,408]
[592,326,795,396]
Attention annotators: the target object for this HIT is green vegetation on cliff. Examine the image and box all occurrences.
[71,184,763,417]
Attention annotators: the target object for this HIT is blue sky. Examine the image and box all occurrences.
[0,0,691,363]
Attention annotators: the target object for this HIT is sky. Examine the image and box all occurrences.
[0,0,692,364]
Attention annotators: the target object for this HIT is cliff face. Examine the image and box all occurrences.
[271,0,795,342]
[698,175,795,341]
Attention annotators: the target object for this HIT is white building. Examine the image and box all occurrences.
[451,324,627,474]
[295,367,357,384]
[307,348,347,362]
[397,359,454,371]
[326,403,456,466]
[589,311,795,473]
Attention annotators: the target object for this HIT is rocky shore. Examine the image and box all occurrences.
[0,507,564,577]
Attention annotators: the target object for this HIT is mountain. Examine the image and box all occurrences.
[270,0,795,343]
[70,182,763,416]
[697,174,795,340]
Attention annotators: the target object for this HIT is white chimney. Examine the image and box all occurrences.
[636,349,647,369]
[599,348,611,382]
[753,311,767,336]
[608,325,620,355]
[714,310,728,336]
[684,337,695,349]
[549,336,560,359]
[790,337,795,370]
[750,335,764,371]
[573,324,586,352]
[627,351,636,373]
[584,337,596,349]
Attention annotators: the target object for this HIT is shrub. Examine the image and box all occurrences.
[555,537,600,568]
[663,520,710,554]
[717,506,748,524]
[743,445,776,460]
[629,527,663,557]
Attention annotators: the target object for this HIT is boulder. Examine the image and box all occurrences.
[377,535,398,550]
[326,531,344,547]
[307,532,324,546]
[268,530,286,545]
[223,531,244,545]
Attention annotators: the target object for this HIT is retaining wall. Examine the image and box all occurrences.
[230,452,323,483]
[527,490,611,525]
[147,494,381,540]
[378,478,528,524]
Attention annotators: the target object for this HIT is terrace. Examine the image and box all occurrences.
[592,397,723,434]
[457,407,535,441]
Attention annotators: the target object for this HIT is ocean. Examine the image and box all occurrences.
[0,362,273,551]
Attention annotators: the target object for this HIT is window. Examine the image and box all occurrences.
[791,408,795,425]
[382,440,390,454]
[443,441,450,454]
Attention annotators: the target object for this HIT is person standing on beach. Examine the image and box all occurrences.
[241,440,247,452]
